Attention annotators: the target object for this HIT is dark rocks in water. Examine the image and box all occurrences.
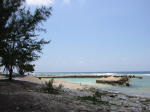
[125,83,130,86]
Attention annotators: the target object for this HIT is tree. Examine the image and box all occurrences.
[0,0,51,80]
[18,64,35,75]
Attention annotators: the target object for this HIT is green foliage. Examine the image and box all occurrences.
[43,79,54,93]
[94,91,107,99]
[77,91,109,105]
[0,0,52,79]
[18,64,35,75]
[57,84,64,90]
[42,79,63,94]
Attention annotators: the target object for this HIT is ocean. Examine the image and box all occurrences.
[34,72,150,97]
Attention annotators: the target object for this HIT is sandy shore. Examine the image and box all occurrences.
[15,75,87,90]
[1,75,150,112]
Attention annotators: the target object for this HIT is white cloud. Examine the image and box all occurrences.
[63,0,86,5]
[26,0,86,6]
[26,0,53,6]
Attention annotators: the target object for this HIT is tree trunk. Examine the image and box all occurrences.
[9,40,15,80]
[9,68,13,80]
[19,69,24,75]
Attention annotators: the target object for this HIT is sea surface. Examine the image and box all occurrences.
[34,72,150,97]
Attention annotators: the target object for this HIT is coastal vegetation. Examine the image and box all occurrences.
[0,0,150,112]
[77,91,109,105]
[0,76,150,112]
[0,0,51,80]
[42,79,64,94]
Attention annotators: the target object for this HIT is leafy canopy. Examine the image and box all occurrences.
[0,0,51,79]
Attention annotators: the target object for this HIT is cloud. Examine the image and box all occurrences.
[26,0,86,6]
[63,0,86,5]
[26,0,53,6]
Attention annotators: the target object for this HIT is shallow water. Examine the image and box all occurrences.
[34,72,150,97]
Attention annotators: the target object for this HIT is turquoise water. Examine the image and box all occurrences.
[55,78,97,83]
[34,72,150,97]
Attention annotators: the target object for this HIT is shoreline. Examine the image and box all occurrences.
[21,76,150,109]
[20,75,150,98]
[51,79,150,98]
[40,77,150,98]
[1,75,150,112]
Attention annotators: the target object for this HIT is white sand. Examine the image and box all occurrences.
[16,75,85,90]
[41,78,85,90]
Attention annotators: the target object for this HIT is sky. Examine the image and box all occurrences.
[26,0,150,72]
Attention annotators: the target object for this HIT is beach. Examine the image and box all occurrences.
[1,0,150,112]
[0,75,149,112]
[34,72,150,97]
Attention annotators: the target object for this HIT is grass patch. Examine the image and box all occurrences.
[42,79,63,94]
[77,91,109,105]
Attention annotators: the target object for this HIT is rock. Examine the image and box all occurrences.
[139,98,146,102]
[125,83,130,86]
[127,102,141,107]
[96,76,129,86]
[118,95,127,100]
[110,106,118,110]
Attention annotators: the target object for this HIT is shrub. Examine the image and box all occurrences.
[77,91,109,105]
[43,79,55,93]
[57,83,64,90]
[42,79,63,94]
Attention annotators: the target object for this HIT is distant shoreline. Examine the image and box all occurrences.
[34,71,150,73]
